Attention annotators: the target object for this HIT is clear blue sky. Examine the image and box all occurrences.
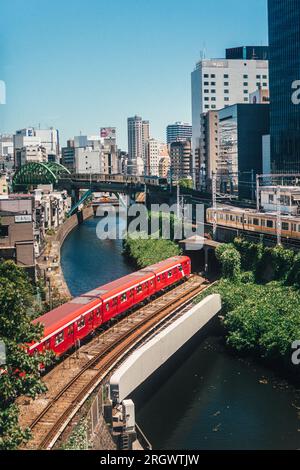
[0,0,268,149]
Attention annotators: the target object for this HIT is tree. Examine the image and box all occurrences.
[179,178,193,190]
[0,261,53,450]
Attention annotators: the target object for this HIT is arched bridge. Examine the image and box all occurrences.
[13,162,71,188]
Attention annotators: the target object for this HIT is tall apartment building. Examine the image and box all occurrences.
[166,122,192,144]
[127,116,149,175]
[268,0,300,172]
[145,139,169,177]
[73,131,118,174]
[170,140,192,180]
[191,49,269,171]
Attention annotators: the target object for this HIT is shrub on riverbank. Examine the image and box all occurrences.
[123,236,181,268]
[196,240,300,365]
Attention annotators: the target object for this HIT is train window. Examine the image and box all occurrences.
[136,286,142,294]
[150,280,154,286]
[105,303,110,312]
[157,276,161,282]
[77,318,85,330]
[55,331,64,346]
[282,222,289,231]
[121,293,127,302]
[168,271,172,278]
[292,224,297,232]
[298,225,300,232]
[267,220,273,228]
[179,266,183,272]
[253,218,259,226]
[68,325,74,336]
[44,339,51,349]
[96,308,101,317]
[113,297,118,305]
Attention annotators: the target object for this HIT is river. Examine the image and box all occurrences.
[61,216,300,450]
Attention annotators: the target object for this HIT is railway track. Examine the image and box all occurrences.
[23,275,211,450]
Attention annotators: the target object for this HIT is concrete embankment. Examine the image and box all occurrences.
[110,294,222,404]
[36,206,93,300]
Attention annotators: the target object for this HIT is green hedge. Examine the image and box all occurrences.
[123,236,181,269]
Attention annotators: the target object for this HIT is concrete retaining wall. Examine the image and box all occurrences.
[110,294,222,404]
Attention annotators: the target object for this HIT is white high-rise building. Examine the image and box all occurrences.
[14,127,60,166]
[191,56,269,169]
[145,139,169,177]
[127,116,150,175]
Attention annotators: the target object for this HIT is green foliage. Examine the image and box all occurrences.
[215,244,241,281]
[195,279,300,361]
[179,178,193,189]
[0,261,53,450]
[123,235,181,268]
[61,420,88,450]
[286,253,300,287]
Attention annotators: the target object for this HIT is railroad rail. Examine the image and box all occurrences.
[21,275,211,450]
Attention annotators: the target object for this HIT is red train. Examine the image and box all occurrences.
[29,256,191,358]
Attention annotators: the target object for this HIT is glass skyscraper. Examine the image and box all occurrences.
[268,0,300,172]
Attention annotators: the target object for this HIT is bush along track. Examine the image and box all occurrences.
[195,239,300,377]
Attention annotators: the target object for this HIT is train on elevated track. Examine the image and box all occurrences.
[29,256,191,358]
[207,206,300,241]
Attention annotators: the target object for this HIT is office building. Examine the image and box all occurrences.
[217,103,270,199]
[170,140,192,180]
[145,139,169,176]
[226,46,269,60]
[166,122,192,144]
[268,0,300,171]
[191,51,269,171]
[127,116,149,175]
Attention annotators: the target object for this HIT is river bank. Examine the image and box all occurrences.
[36,206,93,303]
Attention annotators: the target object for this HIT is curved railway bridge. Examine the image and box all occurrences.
[18,275,211,450]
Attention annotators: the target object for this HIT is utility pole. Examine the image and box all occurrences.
[212,172,217,240]
[177,183,180,219]
[276,186,282,246]
[256,174,260,211]
[251,169,255,202]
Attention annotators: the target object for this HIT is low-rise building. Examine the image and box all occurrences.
[260,186,300,215]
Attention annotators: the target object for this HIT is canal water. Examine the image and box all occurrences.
[61,217,300,450]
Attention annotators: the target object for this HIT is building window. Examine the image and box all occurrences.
[205,105,209,109]
[211,89,216,93]
[256,75,261,79]
[211,105,216,109]
[224,97,229,101]
[0,226,9,237]
[224,82,229,86]
[263,83,268,87]
[204,89,209,93]
[243,75,248,79]
[211,74,215,78]
[224,90,229,94]
[211,97,216,101]
[263,75,267,79]
[211,82,216,86]
[204,74,209,78]
[256,82,260,87]
[244,90,248,94]
[243,82,248,86]
[204,82,209,86]
[224,74,229,78]
[244,98,249,102]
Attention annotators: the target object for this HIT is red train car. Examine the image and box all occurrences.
[29,256,191,359]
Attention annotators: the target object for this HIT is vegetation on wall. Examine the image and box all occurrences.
[196,239,300,366]
[0,261,53,450]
